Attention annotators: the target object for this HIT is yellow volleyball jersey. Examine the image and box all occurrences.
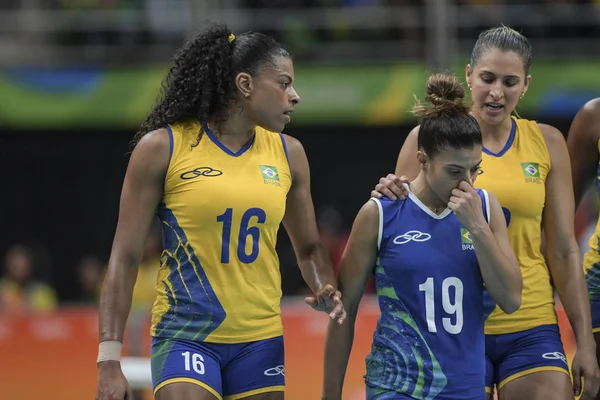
[583,139,600,303]
[476,117,557,334]
[150,121,292,343]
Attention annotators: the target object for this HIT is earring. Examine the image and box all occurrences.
[520,93,524,99]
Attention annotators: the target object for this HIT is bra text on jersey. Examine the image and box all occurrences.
[180,167,223,180]
[393,230,432,245]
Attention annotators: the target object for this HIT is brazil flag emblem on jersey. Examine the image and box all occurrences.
[461,228,474,250]
[521,162,542,184]
[259,165,281,186]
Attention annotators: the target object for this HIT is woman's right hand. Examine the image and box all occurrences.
[96,361,132,400]
[370,173,410,201]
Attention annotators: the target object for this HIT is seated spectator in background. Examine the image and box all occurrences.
[76,255,104,304]
[0,244,58,313]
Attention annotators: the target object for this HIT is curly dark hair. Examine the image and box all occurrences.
[132,21,290,147]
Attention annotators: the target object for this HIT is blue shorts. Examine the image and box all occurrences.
[485,324,570,392]
[151,336,285,400]
[366,386,414,400]
[592,299,600,333]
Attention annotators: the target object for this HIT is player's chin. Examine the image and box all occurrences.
[266,115,291,133]
[480,110,508,125]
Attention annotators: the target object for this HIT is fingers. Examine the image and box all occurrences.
[451,188,465,197]
[329,291,346,324]
[372,174,410,202]
[304,296,318,308]
[397,175,411,184]
[329,300,345,323]
[572,364,582,398]
[389,174,410,185]
[323,284,335,296]
[336,306,348,325]
[387,174,410,198]
[452,185,478,200]
[370,190,383,199]
[459,180,475,191]
[581,368,600,400]
[305,285,334,310]
[374,184,397,201]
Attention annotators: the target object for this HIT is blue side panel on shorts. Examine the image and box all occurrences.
[485,324,569,388]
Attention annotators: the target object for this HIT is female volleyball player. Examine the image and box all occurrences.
[322,72,522,400]
[95,21,346,400]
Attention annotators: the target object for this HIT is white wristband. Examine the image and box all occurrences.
[97,340,122,363]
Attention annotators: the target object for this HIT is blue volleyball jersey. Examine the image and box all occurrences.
[365,189,493,400]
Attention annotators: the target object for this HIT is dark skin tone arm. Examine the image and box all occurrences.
[96,128,169,399]
[282,134,346,323]
[539,123,600,399]
[567,99,600,209]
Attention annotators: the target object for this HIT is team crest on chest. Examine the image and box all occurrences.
[259,165,281,187]
[461,228,474,251]
[520,162,542,184]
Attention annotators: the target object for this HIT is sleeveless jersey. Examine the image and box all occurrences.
[365,189,491,400]
[583,138,600,302]
[475,117,556,334]
[150,121,292,343]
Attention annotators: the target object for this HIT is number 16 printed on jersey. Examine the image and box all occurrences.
[217,208,267,264]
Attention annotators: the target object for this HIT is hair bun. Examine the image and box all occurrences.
[412,73,471,119]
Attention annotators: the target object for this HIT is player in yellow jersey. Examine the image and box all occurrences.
[568,98,600,400]
[371,26,600,400]
[95,21,346,400]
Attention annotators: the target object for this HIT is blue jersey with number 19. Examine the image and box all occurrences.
[366,189,492,400]
[150,120,292,344]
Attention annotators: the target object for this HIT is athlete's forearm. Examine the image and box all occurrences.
[322,316,356,400]
[470,224,522,314]
[98,257,139,344]
[550,250,595,348]
[297,243,337,294]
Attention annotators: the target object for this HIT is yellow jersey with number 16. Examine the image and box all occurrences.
[476,117,556,335]
[150,120,292,343]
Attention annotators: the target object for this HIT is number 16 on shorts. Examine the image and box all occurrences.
[182,351,205,375]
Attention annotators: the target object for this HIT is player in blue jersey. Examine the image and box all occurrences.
[322,73,522,400]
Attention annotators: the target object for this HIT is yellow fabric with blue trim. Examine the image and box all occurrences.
[583,138,600,311]
[150,120,292,343]
[476,117,556,334]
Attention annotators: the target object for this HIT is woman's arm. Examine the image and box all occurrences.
[282,134,345,322]
[473,192,522,313]
[394,126,422,179]
[322,200,380,400]
[566,99,600,208]
[540,123,593,348]
[97,129,169,375]
[540,123,599,398]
